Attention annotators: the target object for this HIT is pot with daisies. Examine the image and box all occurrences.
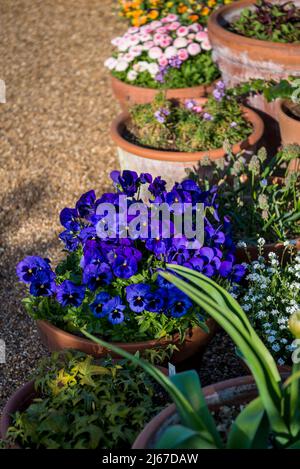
[111,84,264,189]
[16,171,246,367]
[105,14,220,109]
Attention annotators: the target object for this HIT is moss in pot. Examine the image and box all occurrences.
[1,351,169,449]
[81,265,300,449]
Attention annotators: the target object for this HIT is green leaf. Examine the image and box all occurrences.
[227,397,269,449]
[155,425,217,449]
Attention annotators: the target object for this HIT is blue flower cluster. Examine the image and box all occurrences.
[16,170,245,327]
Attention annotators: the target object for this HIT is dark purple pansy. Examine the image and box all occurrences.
[112,254,138,279]
[29,270,56,297]
[103,296,126,324]
[167,288,192,318]
[83,263,113,291]
[116,170,139,197]
[148,176,167,197]
[59,230,81,252]
[89,292,111,318]
[56,280,85,307]
[16,256,53,284]
[60,208,80,231]
[139,173,153,184]
[76,190,96,220]
[126,283,151,313]
[145,291,165,313]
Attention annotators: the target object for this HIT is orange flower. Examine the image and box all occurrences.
[148,9,159,19]
[131,9,143,18]
[201,6,210,16]
[178,4,188,13]
[188,14,199,22]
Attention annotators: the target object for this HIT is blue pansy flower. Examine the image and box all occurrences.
[83,263,113,291]
[103,296,126,324]
[56,280,85,307]
[111,170,139,197]
[16,256,53,283]
[167,288,193,318]
[29,270,56,297]
[76,190,96,219]
[89,292,111,318]
[59,230,81,252]
[148,176,167,197]
[145,291,165,313]
[79,226,97,244]
[112,254,138,279]
[139,173,152,184]
[126,283,151,313]
[60,208,80,231]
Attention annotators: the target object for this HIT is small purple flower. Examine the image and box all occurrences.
[231,264,246,283]
[16,256,53,284]
[126,283,151,313]
[89,292,111,318]
[103,296,126,324]
[59,230,80,252]
[76,190,96,220]
[56,280,85,307]
[83,263,113,291]
[167,288,192,318]
[261,179,268,187]
[230,121,237,128]
[148,176,167,197]
[139,173,153,184]
[29,270,56,297]
[154,110,165,124]
[185,99,196,110]
[60,208,80,231]
[168,56,182,69]
[203,112,213,121]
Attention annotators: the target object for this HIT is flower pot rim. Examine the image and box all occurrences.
[208,0,300,51]
[278,99,300,123]
[111,74,214,94]
[110,102,264,163]
[132,372,290,449]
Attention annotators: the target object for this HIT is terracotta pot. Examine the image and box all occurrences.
[0,364,169,443]
[208,0,300,150]
[132,373,289,448]
[110,102,264,191]
[278,99,300,172]
[236,238,300,263]
[36,318,217,365]
[111,75,215,111]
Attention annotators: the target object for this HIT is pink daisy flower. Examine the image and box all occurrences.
[187,42,201,56]
[177,26,189,37]
[177,49,189,61]
[148,46,163,59]
[174,37,188,48]
[158,56,169,67]
[165,14,178,22]
[143,40,154,50]
[201,39,212,51]
[195,31,208,43]
[164,46,178,59]
[167,21,181,31]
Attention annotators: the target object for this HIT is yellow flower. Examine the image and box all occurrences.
[166,1,174,7]
[224,0,233,3]
[148,9,159,20]
[208,0,216,7]
[201,6,210,16]
[132,9,143,18]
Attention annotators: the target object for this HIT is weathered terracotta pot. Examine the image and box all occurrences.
[0,365,169,443]
[208,0,300,151]
[236,238,300,263]
[111,75,215,111]
[133,374,292,448]
[110,103,264,191]
[278,99,300,172]
[37,318,217,365]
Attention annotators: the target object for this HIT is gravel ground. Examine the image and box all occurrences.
[0,0,245,415]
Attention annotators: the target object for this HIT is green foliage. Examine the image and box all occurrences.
[112,52,219,89]
[83,266,300,449]
[129,92,252,152]
[192,145,300,243]
[229,0,300,43]
[7,351,168,449]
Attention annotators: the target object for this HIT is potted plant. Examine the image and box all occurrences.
[117,0,236,27]
[235,243,300,368]
[0,351,169,448]
[111,85,264,188]
[105,14,220,109]
[84,265,300,449]
[192,145,300,259]
[16,171,246,365]
[208,0,300,135]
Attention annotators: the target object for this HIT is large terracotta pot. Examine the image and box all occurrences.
[37,319,217,366]
[278,99,300,172]
[236,238,300,263]
[0,364,169,443]
[111,75,215,111]
[132,373,289,448]
[208,0,300,151]
[110,102,264,191]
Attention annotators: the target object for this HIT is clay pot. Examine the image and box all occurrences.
[36,318,217,366]
[111,75,215,111]
[0,365,169,443]
[132,373,289,448]
[278,99,300,172]
[236,238,300,263]
[208,0,300,151]
[110,102,264,191]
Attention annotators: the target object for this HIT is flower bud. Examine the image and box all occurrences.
[289,311,300,339]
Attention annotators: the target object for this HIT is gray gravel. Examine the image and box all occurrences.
[0,0,245,416]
